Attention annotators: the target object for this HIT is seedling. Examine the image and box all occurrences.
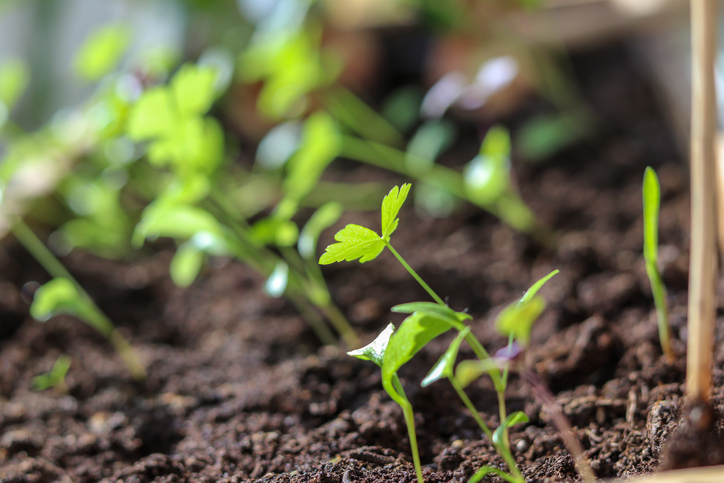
[12,219,145,381]
[32,355,71,393]
[642,167,673,360]
[321,184,559,483]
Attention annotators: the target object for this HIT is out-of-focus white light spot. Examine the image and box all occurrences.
[421,71,466,119]
[256,121,302,168]
[116,74,143,102]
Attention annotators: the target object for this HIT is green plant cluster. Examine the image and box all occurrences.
[321,183,558,483]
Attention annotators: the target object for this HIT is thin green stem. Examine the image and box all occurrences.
[318,302,359,349]
[496,390,523,481]
[451,377,493,441]
[384,241,444,306]
[392,374,423,483]
[286,293,337,346]
[11,219,146,380]
[325,87,405,147]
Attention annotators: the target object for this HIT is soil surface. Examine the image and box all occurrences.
[2,43,724,483]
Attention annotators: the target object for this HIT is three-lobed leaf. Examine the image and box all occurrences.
[381,183,411,239]
[318,224,384,264]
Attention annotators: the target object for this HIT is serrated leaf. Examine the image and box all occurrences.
[381,183,411,239]
[74,24,130,81]
[422,326,470,387]
[298,202,343,259]
[492,411,529,447]
[391,301,469,329]
[455,358,505,388]
[348,323,395,367]
[171,64,218,117]
[381,312,452,401]
[170,242,205,287]
[643,167,660,264]
[318,224,384,265]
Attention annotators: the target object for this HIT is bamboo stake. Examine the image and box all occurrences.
[611,465,724,483]
[686,0,718,403]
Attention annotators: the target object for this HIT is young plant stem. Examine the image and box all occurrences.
[11,219,146,380]
[450,378,493,441]
[286,293,337,346]
[384,241,445,306]
[392,374,423,483]
[687,0,718,403]
[326,87,405,148]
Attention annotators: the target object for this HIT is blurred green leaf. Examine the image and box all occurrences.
[495,269,558,345]
[406,120,455,175]
[391,301,469,328]
[284,112,341,202]
[455,358,504,388]
[492,412,529,448]
[74,24,131,81]
[171,64,218,117]
[127,88,174,140]
[0,59,29,109]
[170,242,205,287]
[517,111,590,161]
[32,355,71,391]
[298,202,343,259]
[464,126,511,205]
[29,278,111,336]
[133,203,223,247]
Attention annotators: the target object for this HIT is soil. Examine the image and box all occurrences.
[2,43,724,483]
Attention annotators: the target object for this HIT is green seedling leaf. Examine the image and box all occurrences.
[74,24,130,81]
[0,59,29,109]
[348,323,395,367]
[405,120,455,175]
[392,301,469,329]
[127,87,174,141]
[318,224,384,264]
[298,202,343,259]
[171,64,218,117]
[30,278,110,335]
[496,270,558,345]
[284,112,341,203]
[520,269,559,304]
[265,261,289,297]
[643,167,672,359]
[455,358,505,388]
[252,218,299,247]
[422,326,471,387]
[643,167,661,264]
[381,312,453,401]
[469,465,520,483]
[495,296,545,347]
[133,203,223,247]
[32,355,71,392]
[381,183,411,239]
[517,111,590,162]
[464,126,511,205]
[170,242,205,287]
[492,411,529,447]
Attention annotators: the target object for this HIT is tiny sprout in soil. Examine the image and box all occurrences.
[642,166,673,360]
[320,184,563,483]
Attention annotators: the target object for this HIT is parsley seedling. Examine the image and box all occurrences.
[321,184,558,483]
[642,167,673,360]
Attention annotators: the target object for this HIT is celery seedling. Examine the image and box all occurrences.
[321,184,541,483]
[642,167,673,360]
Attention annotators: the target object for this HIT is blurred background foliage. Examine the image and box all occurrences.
[0,0,693,354]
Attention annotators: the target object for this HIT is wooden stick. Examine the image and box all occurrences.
[686,0,718,403]
[611,465,724,483]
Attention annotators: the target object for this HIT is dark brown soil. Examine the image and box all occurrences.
[2,43,724,483]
